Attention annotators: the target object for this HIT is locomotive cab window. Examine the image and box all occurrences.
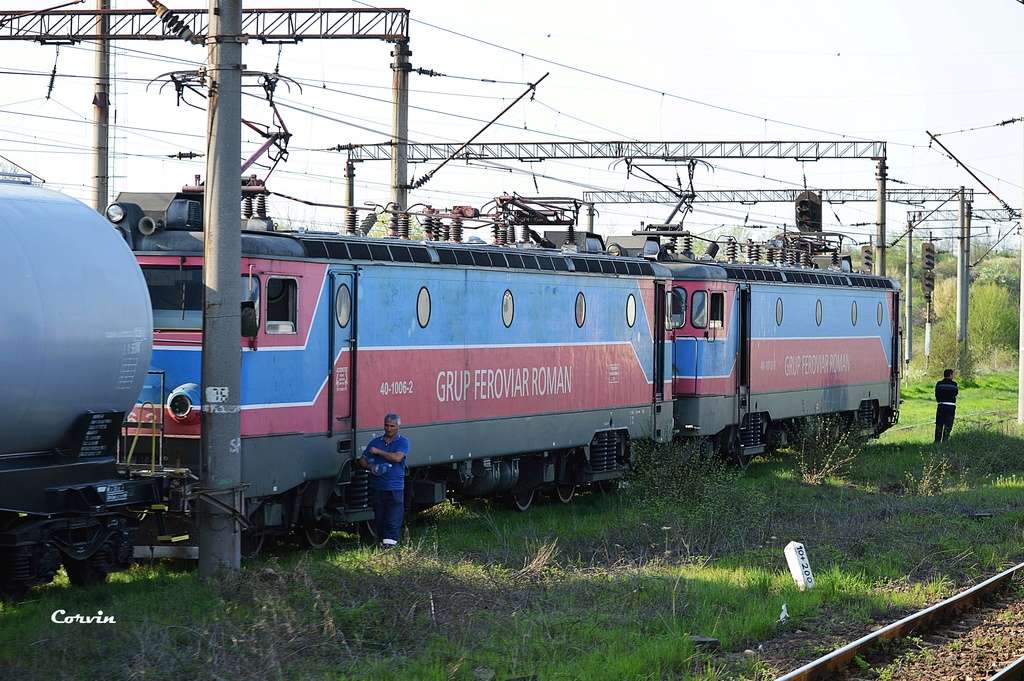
[266,277,297,334]
[691,290,708,328]
[669,287,687,329]
[708,291,725,329]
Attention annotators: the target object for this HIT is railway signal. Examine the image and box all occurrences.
[860,245,874,274]
[922,269,935,296]
[794,191,822,232]
[922,241,936,271]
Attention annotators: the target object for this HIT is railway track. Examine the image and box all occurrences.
[776,561,1024,681]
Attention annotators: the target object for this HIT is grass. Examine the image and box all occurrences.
[2,372,1024,680]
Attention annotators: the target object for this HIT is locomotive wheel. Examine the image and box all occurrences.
[511,488,535,512]
[555,483,576,504]
[718,428,751,470]
[301,516,334,549]
[63,558,109,587]
[357,520,379,544]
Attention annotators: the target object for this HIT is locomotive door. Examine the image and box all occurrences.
[329,272,356,438]
[736,285,752,424]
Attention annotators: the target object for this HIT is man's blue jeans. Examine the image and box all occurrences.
[369,488,404,543]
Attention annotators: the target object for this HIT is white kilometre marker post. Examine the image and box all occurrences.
[784,541,816,591]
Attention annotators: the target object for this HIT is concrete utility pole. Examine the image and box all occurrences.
[585,203,595,231]
[956,187,971,370]
[390,40,411,211]
[875,159,887,276]
[92,0,110,212]
[904,218,913,366]
[198,0,243,577]
[1020,124,1024,423]
[344,155,357,234]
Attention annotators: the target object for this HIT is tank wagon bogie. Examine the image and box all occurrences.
[116,192,674,546]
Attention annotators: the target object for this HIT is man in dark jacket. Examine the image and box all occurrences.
[934,369,958,443]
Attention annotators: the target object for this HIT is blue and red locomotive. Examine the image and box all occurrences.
[112,190,675,547]
[108,190,899,548]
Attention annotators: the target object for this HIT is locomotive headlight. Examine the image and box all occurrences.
[166,383,200,422]
[105,203,125,224]
[169,393,192,418]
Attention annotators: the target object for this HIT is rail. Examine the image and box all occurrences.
[991,655,1024,681]
[775,561,1024,681]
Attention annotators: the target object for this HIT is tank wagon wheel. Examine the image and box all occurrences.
[63,557,110,587]
[555,484,577,504]
[301,516,334,550]
[511,488,535,512]
[241,529,266,558]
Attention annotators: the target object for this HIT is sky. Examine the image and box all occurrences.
[1,0,1023,254]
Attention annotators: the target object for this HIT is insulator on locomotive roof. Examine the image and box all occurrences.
[801,251,812,268]
[830,249,840,269]
[725,237,738,263]
[242,195,253,220]
[665,236,678,254]
[255,193,268,219]
[451,216,464,243]
[681,232,694,259]
[345,208,357,236]
[397,212,411,240]
[388,211,400,239]
[441,220,451,242]
[505,224,517,244]
[492,223,505,246]
[422,215,436,241]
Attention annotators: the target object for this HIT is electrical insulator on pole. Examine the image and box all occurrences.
[860,245,874,274]
[922,241,936,271]
[146,0,204,44]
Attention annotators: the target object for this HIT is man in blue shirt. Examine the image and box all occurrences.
[357,413,409,547]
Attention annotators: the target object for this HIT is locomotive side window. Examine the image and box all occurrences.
[691,291,708,328]
[815,299,823,327]
[669,287,687,329]
[776,297,784,326]
[626,293,637,328]
[143,266,203,330]
[708,292,725,329]
[417,287,431,328]
[243,274,260,326]
[266,277,297,334]
[851,301,858,326]
[876,301,884,326]
[336,284,352,328]
[575,292,587,328]
[502,290,515,328]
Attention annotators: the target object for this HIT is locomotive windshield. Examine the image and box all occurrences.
[141,266,260,331]
[143,266,202,330]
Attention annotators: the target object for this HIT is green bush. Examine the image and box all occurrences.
[791,415,869,484]
[628,440,771,556]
